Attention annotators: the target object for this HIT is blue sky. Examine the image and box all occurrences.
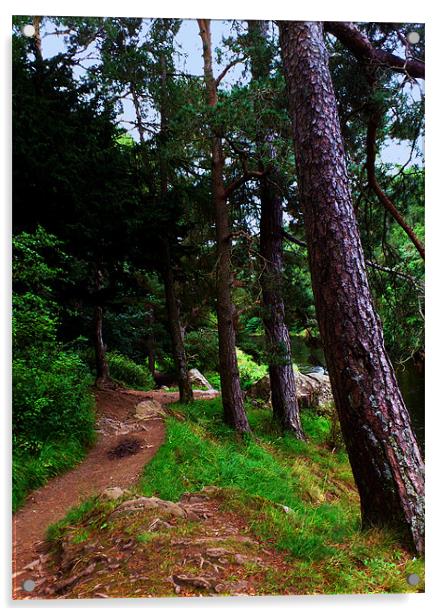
[36,17,424,167]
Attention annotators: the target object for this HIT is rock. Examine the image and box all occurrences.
[188,369,217,392]
[110,496,187,519]
[245,371,333,409]
[101,487,128,500]
[171,574,215,590]
[134,399,165,420]
[205,547,231,559]
[278,504,295,514]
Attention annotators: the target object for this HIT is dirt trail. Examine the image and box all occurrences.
[12,387,215,598]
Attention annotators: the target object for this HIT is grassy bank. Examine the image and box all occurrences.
[13,433,97,513]
[44,398,424,595]
[138,398,424,593]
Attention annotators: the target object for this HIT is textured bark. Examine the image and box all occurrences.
[146,307,156,378]
[162,243,193,404]
[325,22,425,80]
[248,21,304,438]
[198,19,250,432]
[32,16,43,64]
[279,21,424,554]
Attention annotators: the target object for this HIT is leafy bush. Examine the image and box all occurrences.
[206,371,221,391]
[236,348,267,389]
[13,352,95,454]
[12,228,96,510]
[185,328,219,372]
[108,352,155,390]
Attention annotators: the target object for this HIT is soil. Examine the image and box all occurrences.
[12,387,215,599]
[20,487,298,599]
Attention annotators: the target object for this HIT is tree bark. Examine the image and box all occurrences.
[145,301,156,377]
[162,242,193,403]
[93,268,111,387]
[198,18,250,432]
[248,21,304,438]
[279,21,424,554]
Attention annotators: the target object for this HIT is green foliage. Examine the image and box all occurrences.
[236,348,267,389]
[107,351,155,390]
[12,228,96,510]
[206,371,221,391]
[13,352,95,454]
[13,438,91,513]
[185,329,219,372]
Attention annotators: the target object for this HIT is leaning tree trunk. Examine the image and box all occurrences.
[279,21,424,554]
[198,19,250,432]
[249,20,304,438]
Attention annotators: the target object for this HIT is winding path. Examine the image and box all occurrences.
[12,387,215,598]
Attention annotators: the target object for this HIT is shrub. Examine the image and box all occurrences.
[206,371,221,391]
[236,348,267,389]
[108,352,155,390]
[13,351,95,454]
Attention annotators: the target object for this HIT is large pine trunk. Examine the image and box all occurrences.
[259,174,305,436]
[198,19,250,432]
[279,21,424,553]
[249,21,304,438]
[162,242,194,404]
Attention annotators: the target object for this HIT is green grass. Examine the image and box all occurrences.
[12,435,96,512]
[138,397,424,592]
[41,397,424,595]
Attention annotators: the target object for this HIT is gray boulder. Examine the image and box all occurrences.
[188,368,217,392]
[246,371,333,409]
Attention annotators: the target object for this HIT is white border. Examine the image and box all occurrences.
[2,1,442,614]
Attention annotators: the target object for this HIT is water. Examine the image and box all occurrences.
[245,334,425,451]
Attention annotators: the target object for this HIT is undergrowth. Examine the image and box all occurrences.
[12,435,97,512]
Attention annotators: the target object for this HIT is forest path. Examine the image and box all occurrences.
[12,387,216,598]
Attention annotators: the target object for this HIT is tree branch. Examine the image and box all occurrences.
[282,230,422,286]
[325,22,425,80]
[366,109,425,260]
[215,57,245,88]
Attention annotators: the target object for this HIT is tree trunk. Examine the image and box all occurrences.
[198,19,250,432]
[158,53,193,404]
[279,21,424,554]
[146,304,156,378]
[162,242,194,404]
[94,304,110,386]
[249,21,304,438]
[93,267,111,387]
